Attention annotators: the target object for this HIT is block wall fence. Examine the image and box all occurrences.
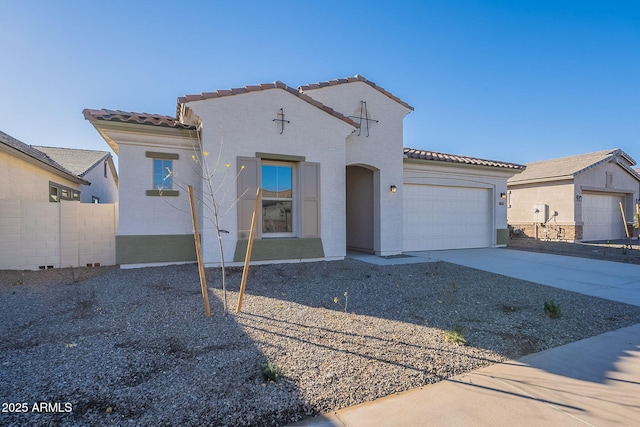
[0,200,117,270]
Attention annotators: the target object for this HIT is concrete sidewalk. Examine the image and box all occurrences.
[291,324,640,426]
[291,249,640,426]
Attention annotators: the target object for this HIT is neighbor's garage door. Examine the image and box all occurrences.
[582,193,625,241]
[403,184,492,251]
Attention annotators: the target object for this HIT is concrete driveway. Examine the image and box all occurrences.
[411,248,640,307]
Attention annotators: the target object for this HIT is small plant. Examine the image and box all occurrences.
[544,300,561,319]
[260,361,280,383]
[443,325,466,345]
[333,291,349,312]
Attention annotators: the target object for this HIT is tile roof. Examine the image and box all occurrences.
[0,130,88,183]
[82,109,196,129]
[33,146,111,177]
[298,74,414,111]
[403,147,526,170]
[508,149,639,184]
[177,81,359,128]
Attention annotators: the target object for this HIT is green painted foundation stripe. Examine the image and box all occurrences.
[116,234,196,264]
[234,238,324,262]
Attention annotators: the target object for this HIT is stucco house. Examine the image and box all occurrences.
[507,149,640,241]
[0,130,117,270]
[33,146,118,204]
[0,130,88,202]
[84,75,524,268]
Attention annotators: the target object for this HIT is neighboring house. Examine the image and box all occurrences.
[0,130,116,269]
[33,146,118,204]
[0,130,88,201]
[84,75,524,268]
[507,149,640,241]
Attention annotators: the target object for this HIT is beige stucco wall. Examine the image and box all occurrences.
[185,88,356,265]
[302,81,412,256]
[0,200,116,270]
[0,150,81,202]
[508,181,575,224]
[575,161,639,215]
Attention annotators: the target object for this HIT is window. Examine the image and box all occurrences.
[49,182,80,202]
[153,159,173,190]
[49,186,59,202]
[262,163,293,235]
[237,156,321,242]
[145,152,179,197]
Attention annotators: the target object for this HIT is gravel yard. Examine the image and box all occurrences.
[2,256,640,426]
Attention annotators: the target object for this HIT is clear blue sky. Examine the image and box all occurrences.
[1,0,638,168]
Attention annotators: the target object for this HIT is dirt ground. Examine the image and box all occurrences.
[507,237,640,265]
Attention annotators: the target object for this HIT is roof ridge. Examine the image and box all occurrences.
[524,148,621,166]
[33,145,109,154]
[508,148,637,184]
[177,81,359,129]
[34,145,112,176]
[298,74,414,111]
[0,130,88,183]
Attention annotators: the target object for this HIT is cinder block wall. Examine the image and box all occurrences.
[0,200,116,270]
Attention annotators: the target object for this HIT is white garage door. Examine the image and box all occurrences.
[403,184,492,251]
[582,193,625,241]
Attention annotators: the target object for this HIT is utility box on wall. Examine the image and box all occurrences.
[533,204,548,223]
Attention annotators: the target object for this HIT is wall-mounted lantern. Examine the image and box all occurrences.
[390,185,397,193]
[576,195,582,202]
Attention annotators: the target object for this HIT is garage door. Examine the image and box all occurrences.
[582,193,625,241]
[403,184,492,251]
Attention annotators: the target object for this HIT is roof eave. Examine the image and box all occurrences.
[0,143,89,185]
[85,118,199,155]
[508,175,575,186]
[403,157,526,174]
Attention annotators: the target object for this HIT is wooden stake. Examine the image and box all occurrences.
[620,201,630,239]
[189,185,210,318]
[237,188,261,313]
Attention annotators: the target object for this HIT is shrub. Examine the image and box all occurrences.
[544,300,561,319]
[260,361,280,383]
[443,325,466,345]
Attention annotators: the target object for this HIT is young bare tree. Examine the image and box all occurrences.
[162,128,245,314]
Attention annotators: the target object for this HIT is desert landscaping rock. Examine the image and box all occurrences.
[2,257,640,426]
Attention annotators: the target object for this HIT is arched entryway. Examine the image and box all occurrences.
[346,164,378,253]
